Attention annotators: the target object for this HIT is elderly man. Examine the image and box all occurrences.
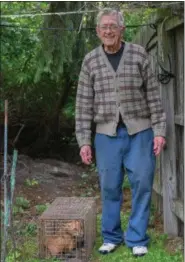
[75,8,166,257]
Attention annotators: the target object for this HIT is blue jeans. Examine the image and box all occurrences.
[94,126,156,247]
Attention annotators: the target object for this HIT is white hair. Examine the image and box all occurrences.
[97,8,124,26]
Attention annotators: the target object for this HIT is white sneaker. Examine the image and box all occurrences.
[99,243,117,254]
[132,246,148,256]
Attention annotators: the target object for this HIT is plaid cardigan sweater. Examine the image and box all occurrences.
[75,42,166,147]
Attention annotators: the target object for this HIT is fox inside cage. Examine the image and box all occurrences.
[38,197,96,261]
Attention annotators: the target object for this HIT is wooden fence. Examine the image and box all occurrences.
[134,13,184,237]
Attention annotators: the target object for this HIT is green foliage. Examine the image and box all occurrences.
[0,100,4,112]
[13,206,24,215]
[89,163,98,173]
[5,235,61,261]
[63,94,76,119]
[24,223,37,237]
[81,172,89,179]
[15,196,30,209]
[6,251,21,262]
[122,175,130,189]
[6,252,61,262]
[35,204,48,214]
[1,2,48,87]
[1,2,90,131]
[24,178,39,187]
[123,8,157,42]
[34,2,87,83]
[18,222,37,237]
[1,2,56,127]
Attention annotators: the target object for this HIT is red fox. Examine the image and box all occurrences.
[44,220,83,257]
[45,232,75,256]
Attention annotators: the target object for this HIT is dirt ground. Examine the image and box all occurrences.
[1,154,183,255]
[12,155,100,212]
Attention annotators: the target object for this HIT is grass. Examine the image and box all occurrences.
[122,174,130,189]
[4,211,183,262]
[3,174,183,262]
[90,213,183,262]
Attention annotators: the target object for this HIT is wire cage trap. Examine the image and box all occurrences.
[38,197,96,262]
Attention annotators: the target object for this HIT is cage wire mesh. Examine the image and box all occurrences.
[38,197,96,261]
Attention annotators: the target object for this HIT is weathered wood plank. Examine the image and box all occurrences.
[153,158,163,197]
[149,46,158,76]
[153,180,163,196]
[174,26,184,117]
[152,189,163,214]
[171,199,184,222]
[174,114,184,126]
[165,16,184,31]
[174,26,184,209]
[160,29,178,235]
[176,126,184,201]
[134,23,157,49]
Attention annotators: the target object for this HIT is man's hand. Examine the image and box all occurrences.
[154,136,166,156]
[80,145,92,165]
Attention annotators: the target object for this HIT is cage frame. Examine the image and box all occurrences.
[38,197,96,262]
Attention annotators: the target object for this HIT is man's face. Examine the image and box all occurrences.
[96,14,124,48]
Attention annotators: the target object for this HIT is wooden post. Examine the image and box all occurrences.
[160,28,178,235]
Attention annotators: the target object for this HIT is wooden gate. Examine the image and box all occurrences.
[161,21,184,236]
[134,14,184,236]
